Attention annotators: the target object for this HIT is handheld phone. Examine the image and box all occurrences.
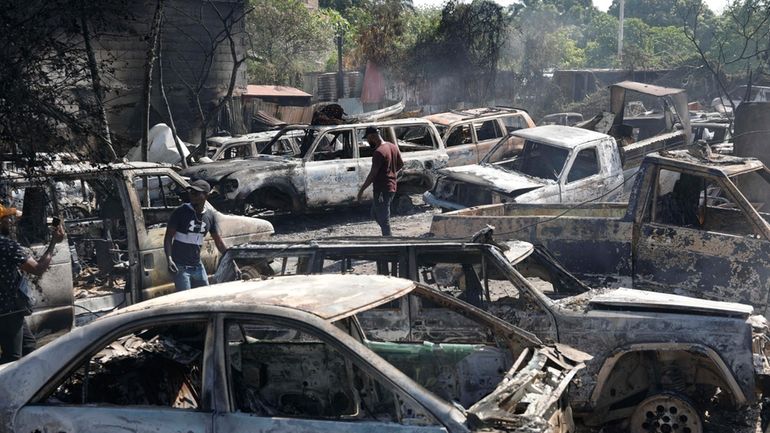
[51,216,61,227]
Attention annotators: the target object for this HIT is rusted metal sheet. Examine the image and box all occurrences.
[611,80,686,97]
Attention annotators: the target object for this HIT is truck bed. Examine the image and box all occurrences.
[430,202,634,288]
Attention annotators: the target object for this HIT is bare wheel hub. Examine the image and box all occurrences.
[630,393,702,433]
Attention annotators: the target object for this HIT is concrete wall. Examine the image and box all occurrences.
[94,0,247,145]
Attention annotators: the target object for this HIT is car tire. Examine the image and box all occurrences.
[239,262,274,280]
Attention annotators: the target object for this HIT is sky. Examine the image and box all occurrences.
[412,0,731,14]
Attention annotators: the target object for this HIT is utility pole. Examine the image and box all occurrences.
[336,32,344,100]
[617,0,624,65]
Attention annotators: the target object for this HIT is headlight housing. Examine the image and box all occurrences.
[220,179,239,194]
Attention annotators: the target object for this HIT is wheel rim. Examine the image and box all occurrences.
[630,393,702,433]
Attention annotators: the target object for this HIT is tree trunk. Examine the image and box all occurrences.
[158,22,188,168]
[81,12,117,162]
[141,0,164,162]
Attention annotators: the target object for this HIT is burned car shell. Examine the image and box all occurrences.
[200,130,304,163]
[0,274,583,433]
[430,150,770,320]
[425,125,624,210]
[181,118,448,214]
[0,162,273,339]
[213,237,767,427]
[424,107,535,167]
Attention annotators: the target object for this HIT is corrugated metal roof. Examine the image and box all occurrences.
[244,85,312,98]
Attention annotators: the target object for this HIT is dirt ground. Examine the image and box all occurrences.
[266,195,436,242]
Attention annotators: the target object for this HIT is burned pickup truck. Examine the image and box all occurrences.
[431,149,770,320]
[0,162,273,341]
[0,274,585,433]
[425,81,692,210]
[181,118,448,214]
[214,236,770,432]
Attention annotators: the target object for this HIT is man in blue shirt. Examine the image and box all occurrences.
[164,180,227,290]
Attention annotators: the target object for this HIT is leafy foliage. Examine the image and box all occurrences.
[246,0,342,86]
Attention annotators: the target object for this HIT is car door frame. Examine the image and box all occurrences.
[472,118,508,163]
[14,313,217,433]
[631,165,770,315]
[559,142,610,203]
[127,168,195,302]
[211,311,454,433]
[303,127,362,208]
[5,176,76,337]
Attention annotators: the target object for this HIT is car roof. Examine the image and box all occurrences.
[113,274,415,322]
[424,107,526,126]
[512,125,610,148]
[280,118,433,133]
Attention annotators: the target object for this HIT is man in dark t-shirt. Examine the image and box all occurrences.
[164,180,227,290]
[357,126,404,236]
[0,204,64,364]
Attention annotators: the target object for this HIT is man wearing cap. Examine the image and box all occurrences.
[164,180,226,290]
[0,204,65,364]
[357,126,404,236]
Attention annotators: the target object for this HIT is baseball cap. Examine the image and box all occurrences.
[364,126,379,136]
[0,204,18,219]
[187,179,211,194]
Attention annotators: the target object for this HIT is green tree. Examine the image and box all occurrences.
[247,0,342,86]
[345,0,413,68]
[681,0,770,105]
[583,11,619,67]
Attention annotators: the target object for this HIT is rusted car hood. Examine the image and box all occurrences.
[180,156,293,182]
[589,288,754,317]
[439,164,548,195]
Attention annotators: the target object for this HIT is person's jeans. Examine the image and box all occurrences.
[174,262,209,291]
[0,312,25,364]
[371,191,395,236]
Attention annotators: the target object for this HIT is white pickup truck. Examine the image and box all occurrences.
[425,125,635,209]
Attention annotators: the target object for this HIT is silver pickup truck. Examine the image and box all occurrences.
[181,118,448,214]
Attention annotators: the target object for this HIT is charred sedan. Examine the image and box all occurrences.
[0,274,584,433]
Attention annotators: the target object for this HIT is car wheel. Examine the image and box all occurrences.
[629,392,703,433]
[239,263,274,280]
